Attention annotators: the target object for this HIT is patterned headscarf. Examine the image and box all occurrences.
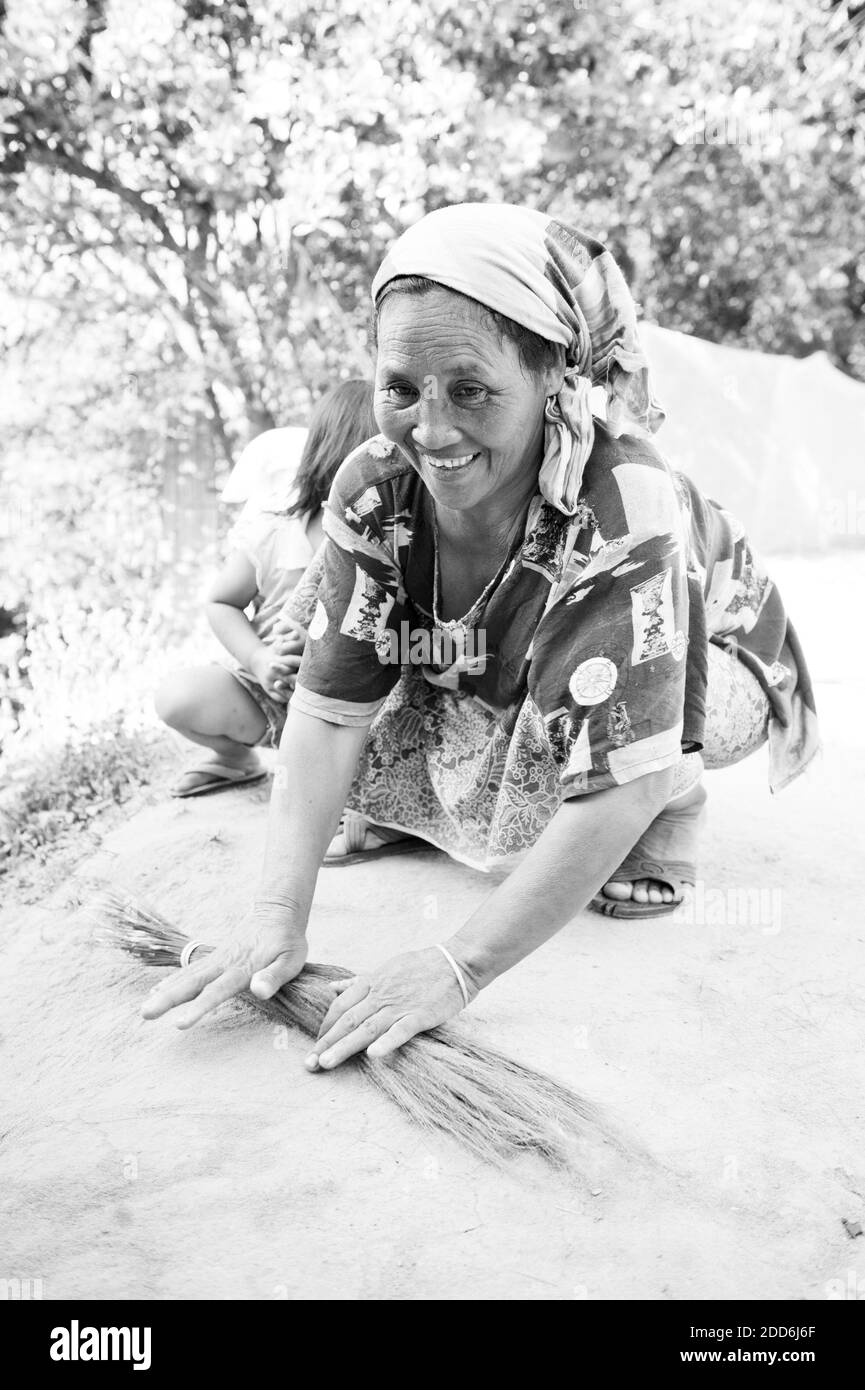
[371,203,665,515]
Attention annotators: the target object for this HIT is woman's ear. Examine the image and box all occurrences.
[542,346,567,399]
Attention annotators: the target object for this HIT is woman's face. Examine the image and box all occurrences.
[374,287,564,518]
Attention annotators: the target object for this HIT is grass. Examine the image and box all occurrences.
[0,718,180,890]
[1,717,156,860]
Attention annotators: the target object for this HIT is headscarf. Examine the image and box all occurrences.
[371,203,664,515]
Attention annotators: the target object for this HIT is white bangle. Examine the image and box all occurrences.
[435,943,471,1009]
[180,940,205,969]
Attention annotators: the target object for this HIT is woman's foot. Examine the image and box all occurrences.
[593,774,707,914]
[324,811,426,865]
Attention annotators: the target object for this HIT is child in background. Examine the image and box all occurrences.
[156,379,376,796]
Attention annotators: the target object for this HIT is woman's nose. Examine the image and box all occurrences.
[410,398,462,451]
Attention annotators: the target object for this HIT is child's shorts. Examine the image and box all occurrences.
[216,662,288,749]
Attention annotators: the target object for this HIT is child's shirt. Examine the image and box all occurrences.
[226,508,317,679]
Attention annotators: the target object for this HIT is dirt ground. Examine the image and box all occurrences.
[1,554,862,1301]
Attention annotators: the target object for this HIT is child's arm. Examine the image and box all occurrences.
[206,553,297,700]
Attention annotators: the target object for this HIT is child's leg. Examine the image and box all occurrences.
[155,666,268,765]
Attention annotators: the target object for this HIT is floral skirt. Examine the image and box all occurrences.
[345,641,770,872]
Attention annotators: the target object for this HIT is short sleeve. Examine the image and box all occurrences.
[227,509,274,590]
[228,507,315,582]
[290,468,408,727]
[529,444,691,795]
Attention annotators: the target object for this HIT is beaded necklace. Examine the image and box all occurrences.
[431,507,524,638]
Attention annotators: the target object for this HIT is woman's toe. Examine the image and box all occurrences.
[599,877,680,908]
[326,827,387,859]
[327,831,348,857]
[601,881,633,901]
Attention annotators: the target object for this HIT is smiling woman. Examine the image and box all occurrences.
[142,203,819,1073]
[373,283,562,617]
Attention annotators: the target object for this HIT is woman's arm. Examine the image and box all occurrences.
[141,707,369,1026]
[307,765,676,1068]
[255,708,370,926]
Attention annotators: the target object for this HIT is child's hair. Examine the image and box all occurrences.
[287,379,376,518]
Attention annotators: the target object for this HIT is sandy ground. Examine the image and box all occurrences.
[1,554,862,1302]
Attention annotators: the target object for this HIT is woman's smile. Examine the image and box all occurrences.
[416,449,482,474]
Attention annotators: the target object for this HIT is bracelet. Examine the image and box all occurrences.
[435,943,471,1009]
[179,940,205,969]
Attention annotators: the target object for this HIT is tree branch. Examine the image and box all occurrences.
[24,142,184,256]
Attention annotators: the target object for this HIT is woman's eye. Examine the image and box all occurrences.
[454,385,488,404]
[384,383,417,403]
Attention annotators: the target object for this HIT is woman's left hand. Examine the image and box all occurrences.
[306,947,471,1070]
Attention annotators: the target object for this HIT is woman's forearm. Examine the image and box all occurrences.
[255,707,370,930]
[447,767,676,992]
[207,602,266,669]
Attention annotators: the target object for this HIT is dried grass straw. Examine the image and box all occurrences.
[86,889,622,1172]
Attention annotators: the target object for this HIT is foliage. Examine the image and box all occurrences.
[2,0,862,446]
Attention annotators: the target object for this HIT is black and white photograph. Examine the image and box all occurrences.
[1,0,862,1336]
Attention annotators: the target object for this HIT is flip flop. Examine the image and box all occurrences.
[323,810,429,866]
[171,761,268,798]
[589,781,706,920]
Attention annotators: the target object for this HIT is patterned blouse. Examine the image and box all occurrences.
[288,427,818,869]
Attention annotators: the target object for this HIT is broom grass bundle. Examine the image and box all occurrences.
[85,889,622,1173]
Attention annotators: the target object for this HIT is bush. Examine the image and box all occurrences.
[0,584,212,873]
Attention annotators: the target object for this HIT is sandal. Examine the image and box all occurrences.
[323,810,429,866]
[171,759,267,798]
[590,853,696,918]
[589,782,706,919]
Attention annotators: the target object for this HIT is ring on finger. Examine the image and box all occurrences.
[180,940,205,968]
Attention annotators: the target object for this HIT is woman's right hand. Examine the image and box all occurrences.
[141,906,309,1029]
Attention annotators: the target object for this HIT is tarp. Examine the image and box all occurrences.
[637,325,865,554]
